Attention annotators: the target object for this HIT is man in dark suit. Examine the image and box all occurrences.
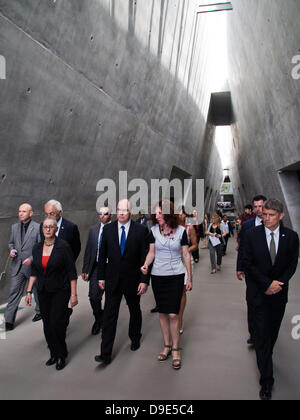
[95,199,149,364]
[236,195,267,345]
[82,207,112,335]
[41,200,81,262]
[243,199,299,400]
[41,200,81,324]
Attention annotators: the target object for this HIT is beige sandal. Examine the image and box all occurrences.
[172,348,182,370]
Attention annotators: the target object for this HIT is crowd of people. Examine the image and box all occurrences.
[3,195,299,400]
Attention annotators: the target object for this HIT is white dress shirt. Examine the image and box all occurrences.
[255,216,263,227]
[118,220,131,244]
[56,217,63,236]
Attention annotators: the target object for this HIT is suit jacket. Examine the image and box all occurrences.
[243,224,299,305]
[8,220,41,277]
[31,237,77,293]
[40,218,81,261]
[97,220,150,294]
[236,218,257,271]
[82,223,101,276]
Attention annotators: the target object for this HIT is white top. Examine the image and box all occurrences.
[150,225,187,276]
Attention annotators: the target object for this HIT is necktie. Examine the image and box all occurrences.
[96,230,103,262]
[269,232,276,265]
[120,226,126,256]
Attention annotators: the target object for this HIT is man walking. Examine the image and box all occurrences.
[82,207,112,335]
[237,195,267,345]
[5,203,41,330]
[95,199,149,364]
[42,200,81,262]
[243,199,299,400]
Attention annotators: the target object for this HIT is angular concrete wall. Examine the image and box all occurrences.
[0,0,223,303]
[228,0,300,229]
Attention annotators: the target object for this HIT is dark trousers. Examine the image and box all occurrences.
[245,276,256,340]
[223,234,230,254]
[208,241,223,269]
[101,278,142,359]
[89,265,104,322]
[253,300,286,386]
[38,289,70,359]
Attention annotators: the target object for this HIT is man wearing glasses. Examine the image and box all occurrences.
[82,207,112,335]
[41,200,81,262]
[95,199,149,364]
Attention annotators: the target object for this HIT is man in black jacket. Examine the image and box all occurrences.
[95,199,149,364]
[82,207,112,335]
[236,194,267,345]
[41,200,81,262]
[41,200,81,325]
[243,199,299,400]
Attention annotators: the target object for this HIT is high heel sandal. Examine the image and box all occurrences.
[157,344,172,362]
[171,348,182,370]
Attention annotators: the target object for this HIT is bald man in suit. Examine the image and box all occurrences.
[95,199,149,364]
[5,203,41,330]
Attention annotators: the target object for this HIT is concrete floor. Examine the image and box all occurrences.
[0,239,299,400]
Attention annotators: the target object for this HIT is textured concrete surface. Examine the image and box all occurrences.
[0,240,299,400]
[228,0,300,230]
[0,0,224,303]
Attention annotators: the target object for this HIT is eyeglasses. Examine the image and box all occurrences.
[98,212,110,216]
[45,212,57,217]
[43,225,57,230]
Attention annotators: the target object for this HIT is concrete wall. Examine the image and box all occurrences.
[228,0,300,230]
[0,0,223,304]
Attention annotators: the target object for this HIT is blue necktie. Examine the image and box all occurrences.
[96,230,103,262]
[120,226,126,256]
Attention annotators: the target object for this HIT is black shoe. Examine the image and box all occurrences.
[56,358,66,371]
[5,322,14,331]
[32,314,42,322]
[131,341,140,351]
[247,337,254,346]
[150,306,159,313]
[45,357,57,367]
[95,355,111,365]
[259,384,272,400]
[91,320,101,336]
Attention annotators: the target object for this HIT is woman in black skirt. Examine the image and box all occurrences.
[141,200,192,369]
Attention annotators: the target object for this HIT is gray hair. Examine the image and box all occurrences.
[263,199,284,214]
[43,217,58,226]
[45,200,63,213]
